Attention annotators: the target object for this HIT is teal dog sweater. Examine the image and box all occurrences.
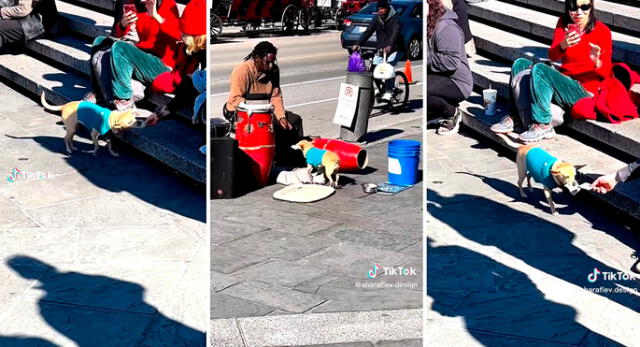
[306,147,327,168]
[77,101,113,136]
[525,147,558,188]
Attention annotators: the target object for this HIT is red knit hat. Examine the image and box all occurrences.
[180,0,206,36]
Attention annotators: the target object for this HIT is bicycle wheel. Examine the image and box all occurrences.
[392,71,410,111]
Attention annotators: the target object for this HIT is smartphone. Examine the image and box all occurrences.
[568,23,581,38]
[123,3,136,14]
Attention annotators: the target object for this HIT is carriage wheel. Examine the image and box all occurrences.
[210,14,223,40]
[281,5,298,33]
[299,9,311,31]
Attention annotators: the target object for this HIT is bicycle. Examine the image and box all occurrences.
[360,49,410,112]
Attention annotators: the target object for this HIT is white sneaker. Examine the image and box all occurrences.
[381,92,392,102]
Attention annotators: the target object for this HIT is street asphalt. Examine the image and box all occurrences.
[427,126,640,346]
[210,28,424,346]
[0,80,207,345]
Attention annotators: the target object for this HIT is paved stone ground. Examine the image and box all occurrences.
[0,80,207,345]
[210,108,423,345]
[426,127,640,346]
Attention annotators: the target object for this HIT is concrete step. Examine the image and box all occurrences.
[457,93,640,221]
[58,1,113,39]
[26,35,92,76]
[0,52,204,183]
[488,0,640,34]
[60,0,115,13]
[467,47,640,161]
[467,1,640,68]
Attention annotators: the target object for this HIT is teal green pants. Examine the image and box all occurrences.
[511,57,589,124]
[109,40,170,99]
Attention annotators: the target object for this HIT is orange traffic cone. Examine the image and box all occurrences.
[404,59,416,84]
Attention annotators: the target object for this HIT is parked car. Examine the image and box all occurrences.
[340,0,423,60]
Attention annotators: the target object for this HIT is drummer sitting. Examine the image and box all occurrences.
[225,41,304,166]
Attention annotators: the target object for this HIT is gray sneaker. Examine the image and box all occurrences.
[490,116,514,133]
[518,123,556,142]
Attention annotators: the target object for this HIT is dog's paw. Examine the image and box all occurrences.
[551,211,559,216]
[520,192,528,199]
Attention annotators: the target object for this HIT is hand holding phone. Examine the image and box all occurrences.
[561,24,582,50]
[121,3,138,28]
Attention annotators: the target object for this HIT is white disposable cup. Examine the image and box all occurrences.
[483,89,497,116]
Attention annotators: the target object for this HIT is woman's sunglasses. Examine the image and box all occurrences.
[570,3,592,12]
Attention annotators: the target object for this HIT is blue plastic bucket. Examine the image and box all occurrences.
[388,140,421,186]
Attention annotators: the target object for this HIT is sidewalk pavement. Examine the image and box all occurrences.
[211,117,423,346]
[0,80,207,345]
[426,127,640,346]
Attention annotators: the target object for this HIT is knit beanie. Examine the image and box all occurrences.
[377,0,390,9]
[180,0,206,36]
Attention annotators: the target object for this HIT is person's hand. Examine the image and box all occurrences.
[352,45,360,52]
[278,117,292,130]
[383,46,391,55]
[589,43,602,68]
[145,113,160,127]
[592,173,617,194]
[560,28,581,50]
[121,10,138,28]
[146,0,161,21]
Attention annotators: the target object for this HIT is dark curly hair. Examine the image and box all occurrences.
[427,0,447,39]
[244,41,278,61]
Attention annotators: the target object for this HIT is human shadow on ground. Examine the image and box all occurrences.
[4,255,205,347]
[428,188,640,321]
[5,133,205,222]
[0,336,58,346]
[427,237,625,346]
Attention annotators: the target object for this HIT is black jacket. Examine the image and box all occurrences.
[0,0,58,41]
[356,6,401,52]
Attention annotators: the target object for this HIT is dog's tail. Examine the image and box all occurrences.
[40,92,63,112]
[496,133,524,149]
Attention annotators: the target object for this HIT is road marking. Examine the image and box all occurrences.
[285,97,338,108]
[214,51,346,69]
[211,76,346,97]
[212,77,423,98]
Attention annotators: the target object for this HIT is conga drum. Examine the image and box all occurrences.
[235,102,275,187]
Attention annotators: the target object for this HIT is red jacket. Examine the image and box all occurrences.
[150,43,201,94]
[114,0,181,68]
[549,18,612,95]
[571,63,640,123]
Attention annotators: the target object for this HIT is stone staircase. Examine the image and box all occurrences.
[0,0,205,183]
[458,0,640,220]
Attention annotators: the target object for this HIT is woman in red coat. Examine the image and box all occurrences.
[491,0,612,142]
[86,0,181,110]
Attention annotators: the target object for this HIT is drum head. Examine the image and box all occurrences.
[273,184,335,203]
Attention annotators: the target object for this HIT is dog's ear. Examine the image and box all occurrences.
[574,164,587,172]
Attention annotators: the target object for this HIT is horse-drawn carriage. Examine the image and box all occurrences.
[211,0,328,38]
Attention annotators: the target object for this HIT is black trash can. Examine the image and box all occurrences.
[339,72,373,142]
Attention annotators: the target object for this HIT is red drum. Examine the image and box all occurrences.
[236,103,275,187]
[312,138,368,172]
